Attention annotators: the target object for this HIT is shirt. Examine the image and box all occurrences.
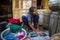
[26,13,39,25]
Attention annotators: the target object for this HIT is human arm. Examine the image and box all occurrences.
[28,16,40,35]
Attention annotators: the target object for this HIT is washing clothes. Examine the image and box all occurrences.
[4,33,20,40]
[4,32,25,40]
[28,31,50,40]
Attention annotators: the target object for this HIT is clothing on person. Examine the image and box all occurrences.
[22,13,39,30]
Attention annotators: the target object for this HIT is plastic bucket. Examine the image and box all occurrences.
[1,28,27,40]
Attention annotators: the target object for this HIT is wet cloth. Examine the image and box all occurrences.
[4,29,26,40]
[4,33,20,40]
[28,31,50,40]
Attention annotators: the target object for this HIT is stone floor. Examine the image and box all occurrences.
[0,37,2,40]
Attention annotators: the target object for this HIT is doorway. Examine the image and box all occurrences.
[37,0,43,9]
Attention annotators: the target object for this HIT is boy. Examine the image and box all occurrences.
[22,7,40,35]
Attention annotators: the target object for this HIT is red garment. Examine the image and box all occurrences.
[16,35,24,39]
[8,18,21,25]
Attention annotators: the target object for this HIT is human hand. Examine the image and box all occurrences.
[36,30,41,36]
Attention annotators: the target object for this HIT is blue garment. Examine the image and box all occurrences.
[28,31,50,40]
[4,33,19,40]
[22,13,39,27]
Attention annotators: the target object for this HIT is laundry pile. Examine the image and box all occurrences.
[4,31,25,40]
[4,33,20,40]
[28,31,50,40]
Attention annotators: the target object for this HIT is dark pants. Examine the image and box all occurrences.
[22,15,39,30]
